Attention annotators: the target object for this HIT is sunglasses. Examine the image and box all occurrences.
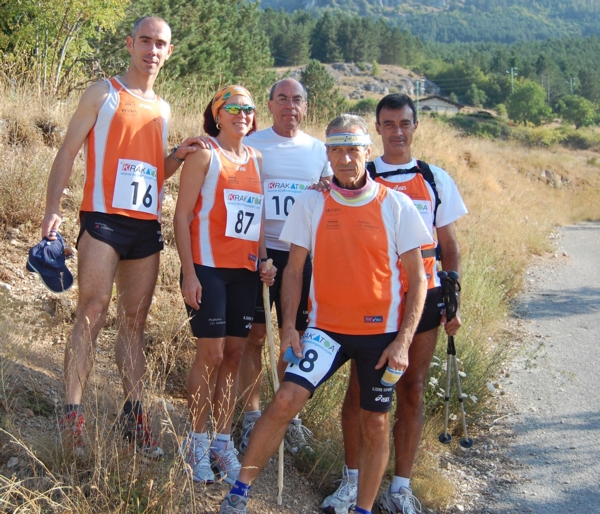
[222,104,256,115]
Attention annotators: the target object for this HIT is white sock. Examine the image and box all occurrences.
[390,476,410,494]
[191,431,209,442]
[244,410,261,424]
[213,433,231,450]
[347,468,358,484]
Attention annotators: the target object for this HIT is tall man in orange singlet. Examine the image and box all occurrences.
[323,94,468,514]
[42,16,201,458]
[219,114,432,514]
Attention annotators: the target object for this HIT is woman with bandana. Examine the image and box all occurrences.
[174,85,276,485]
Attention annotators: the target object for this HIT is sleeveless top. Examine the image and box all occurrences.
[190,138,263,271]
[81,77,170,221]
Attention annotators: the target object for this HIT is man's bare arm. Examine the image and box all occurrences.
[376,247,427,371]
[42,81,109,238]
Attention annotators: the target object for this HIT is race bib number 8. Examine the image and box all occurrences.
[112,159,158,215]
[224,189,263,242]
[285,328,341,386]
[264,180,311,221]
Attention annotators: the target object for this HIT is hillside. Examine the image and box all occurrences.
[257,0,600,43]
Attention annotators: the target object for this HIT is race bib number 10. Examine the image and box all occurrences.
[285,328,341,386]
[112,159,159,215]
[264,180,311,220]
[224,189,264,242]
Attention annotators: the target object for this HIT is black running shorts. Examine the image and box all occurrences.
[415,286,444,334]
[283,328,397,412]
[78,211,163,260]
[252,248,311,330]
[183,264,257,339]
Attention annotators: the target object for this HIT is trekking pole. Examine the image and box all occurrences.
[263,259,284,505]
[437,271,474,449]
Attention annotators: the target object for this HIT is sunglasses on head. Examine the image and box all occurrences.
[222,104,256,115]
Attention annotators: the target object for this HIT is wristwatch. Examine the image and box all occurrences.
[170,146,185,163]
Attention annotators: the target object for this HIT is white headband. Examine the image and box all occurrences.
[325,132,372,146]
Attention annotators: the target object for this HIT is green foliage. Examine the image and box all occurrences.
[464,83,487,107]
[259,0,600,44]
[494,103,507,116]
[506,79,552,126]
[97,0,274,95]
[446,113,511,140]
[555,95,597,129]
[372,60,381,77]
[0,0,128,93]
[300,60,347,122]
[348,97,379,114]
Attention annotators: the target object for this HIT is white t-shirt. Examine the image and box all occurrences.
[246,127,333,251]
[372,157,468,232]
[280,179,432,257]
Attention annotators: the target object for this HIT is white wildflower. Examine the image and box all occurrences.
[470,395,478,403]
[449,413,458,421]
[487,382,496,392]
[459,371,467,378]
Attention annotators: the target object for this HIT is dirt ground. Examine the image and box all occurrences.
[0,226,533,513]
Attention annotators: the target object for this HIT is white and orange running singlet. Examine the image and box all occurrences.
[81,77,170,221]
[190,138,263,271]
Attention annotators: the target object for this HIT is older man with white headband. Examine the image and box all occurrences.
[219,114,431,514]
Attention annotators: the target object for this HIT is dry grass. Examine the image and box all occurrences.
[1,81,600,511]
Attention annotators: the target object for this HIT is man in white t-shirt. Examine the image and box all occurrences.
[322,94,467,514]
[239,78,333,454]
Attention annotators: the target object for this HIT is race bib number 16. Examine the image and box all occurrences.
[224,189,263,242]
[285,328,341,386]
[112,159,158,215]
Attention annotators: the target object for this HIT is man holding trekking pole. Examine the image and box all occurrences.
[322,94,467,514]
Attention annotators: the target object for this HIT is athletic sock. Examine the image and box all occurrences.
[213,433,231,450]
[63,404,83,415]
[191,431,210,442]
[391,475,410,494]
[355,508,371,514]
[243,410,261,424]
[229,479,251,498]
[347,468,359,484]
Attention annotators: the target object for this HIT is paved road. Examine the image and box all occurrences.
[489,222,600,513]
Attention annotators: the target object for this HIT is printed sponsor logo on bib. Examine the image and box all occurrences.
[285,328,341,386]
[112,159,158,215]
[412,199,433,224]
[264,180,311,220]
[223,189,263,242]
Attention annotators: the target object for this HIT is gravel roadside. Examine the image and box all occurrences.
[460,221,600,514]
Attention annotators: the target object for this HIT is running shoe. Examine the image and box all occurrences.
[59,410,85,456]
[219,492,248,514]
[284,417,314,454]
[211,441,242,485]
[121,412,164,459]
[179,434,215,483]
[320,465,357,514]
[378,485,422,514]
[239,418,255,454]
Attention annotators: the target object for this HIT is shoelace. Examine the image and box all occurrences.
[399,492,422,514]
[290,422,313,441]
[217,447,240,469]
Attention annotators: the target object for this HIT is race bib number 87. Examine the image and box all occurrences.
[112,159,158,215]
[224,189,263,242]
[285,328,341,386]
